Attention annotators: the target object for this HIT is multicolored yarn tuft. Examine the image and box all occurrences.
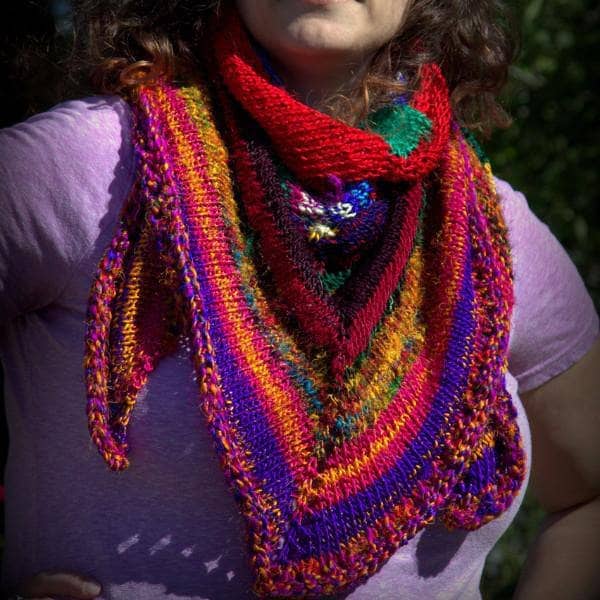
[83,7,526,598]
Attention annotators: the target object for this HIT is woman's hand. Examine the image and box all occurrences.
[14,570,102,599]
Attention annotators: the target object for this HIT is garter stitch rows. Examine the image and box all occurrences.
[83,7,527,597]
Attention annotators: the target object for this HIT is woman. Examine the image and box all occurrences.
[1,0,599,598]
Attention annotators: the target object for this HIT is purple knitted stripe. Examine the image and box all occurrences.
[282,247,476,558]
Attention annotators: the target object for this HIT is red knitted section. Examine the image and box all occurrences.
[214,6,451,188]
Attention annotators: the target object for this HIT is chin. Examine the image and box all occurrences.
[237,0,373,64]
[282,24,357,54]
[278,17,365,57]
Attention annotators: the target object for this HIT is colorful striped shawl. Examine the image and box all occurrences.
[83,9,527,598]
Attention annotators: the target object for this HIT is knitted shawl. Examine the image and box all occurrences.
[84,7,527,598]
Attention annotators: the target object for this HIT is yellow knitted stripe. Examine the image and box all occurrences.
[112,223,154,426]
[314,135,470,492]
[183,83,428,426]
[157,85,312,469]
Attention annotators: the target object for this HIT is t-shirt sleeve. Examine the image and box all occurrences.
[0,96,135,327]
[497,177,600,393]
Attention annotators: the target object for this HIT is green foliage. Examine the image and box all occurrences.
[487,0,600,308]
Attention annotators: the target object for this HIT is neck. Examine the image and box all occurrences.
[265,50,373,114]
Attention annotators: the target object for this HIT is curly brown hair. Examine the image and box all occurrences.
[70,0,517,134]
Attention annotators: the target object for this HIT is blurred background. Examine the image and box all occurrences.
[0,1,598,598]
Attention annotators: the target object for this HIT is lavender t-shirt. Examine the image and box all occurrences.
[0,97,598,600]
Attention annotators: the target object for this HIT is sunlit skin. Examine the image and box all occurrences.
[235,0,410,108]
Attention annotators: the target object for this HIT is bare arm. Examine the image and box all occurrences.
[514,335,600,599]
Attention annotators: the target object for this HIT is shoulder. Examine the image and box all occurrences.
[494,176,546,242]
[0,95,134,192]
[493,176,599,393]
[0,97,136,320]
[0,94,131,145]
[0,94,135,237]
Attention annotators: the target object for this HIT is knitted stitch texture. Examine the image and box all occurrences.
[83,7,527,597]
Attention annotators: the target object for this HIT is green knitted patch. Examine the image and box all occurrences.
[364,104,432,158]
[461,127,490,164]
[320,268,353,295]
